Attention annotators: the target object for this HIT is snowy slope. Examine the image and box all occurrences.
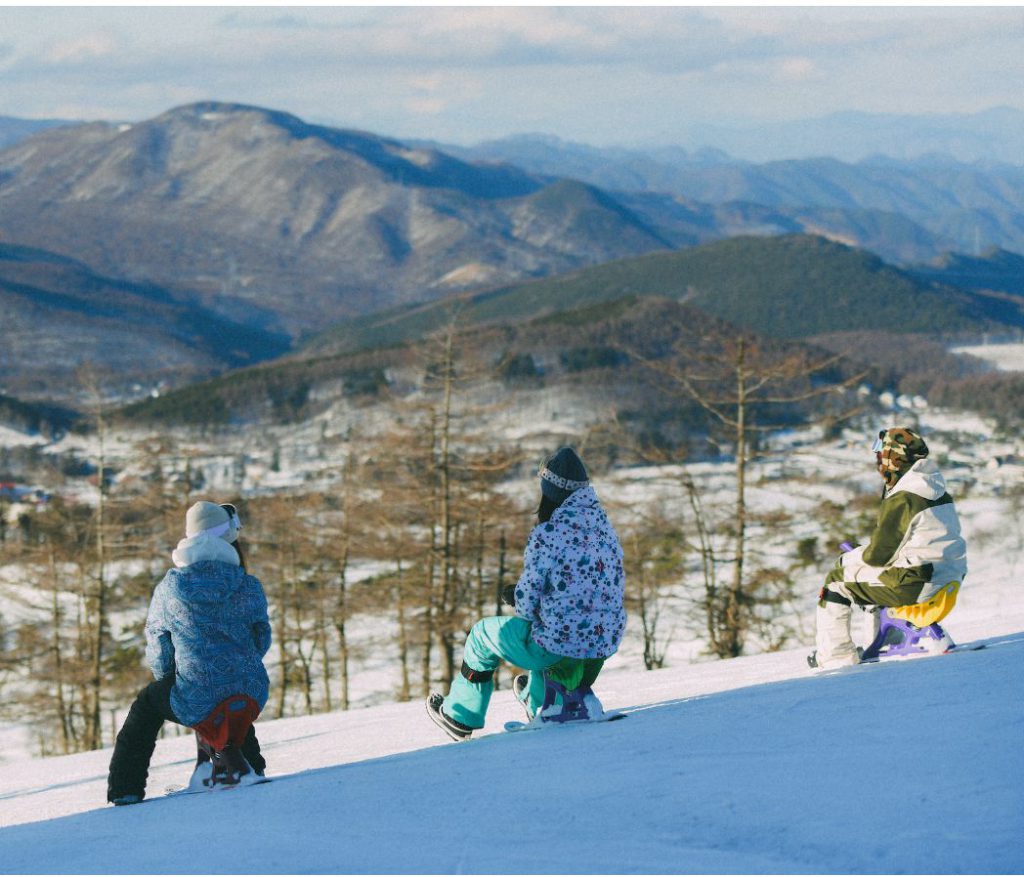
[1,628,1022,874]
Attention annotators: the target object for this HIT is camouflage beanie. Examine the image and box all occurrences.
[874,427,929,487]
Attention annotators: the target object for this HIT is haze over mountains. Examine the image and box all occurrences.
[1,101,1022,408]
[669,106,1024,165]
[434,130,1024,263]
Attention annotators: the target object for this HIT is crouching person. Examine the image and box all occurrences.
[811,428,967,671]
[427,447,626,740]
[107,501,272,805]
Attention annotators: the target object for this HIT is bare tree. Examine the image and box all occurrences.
[620,509,685,670]
[76,369,112,748]
[627,330,864,658]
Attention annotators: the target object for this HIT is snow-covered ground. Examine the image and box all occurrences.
[950,339,1024,372]
[0,625,1021,873]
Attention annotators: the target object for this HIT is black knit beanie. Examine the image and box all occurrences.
[539,447,589,503]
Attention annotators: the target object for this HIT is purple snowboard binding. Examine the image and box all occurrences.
[539,679,593,723]
[504,678,626,732]
[861,608,954,661]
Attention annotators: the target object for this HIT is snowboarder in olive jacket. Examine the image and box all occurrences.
[814,427,967,669]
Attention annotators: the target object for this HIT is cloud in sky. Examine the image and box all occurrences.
[0,6,1021,145]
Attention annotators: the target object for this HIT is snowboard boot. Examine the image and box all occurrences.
[190,731,261,788]
[425,692,474,741]
[813,589,862,670]
[582,688,606,720]
[807,646,863,670]
[185,736,214,791]
[512,674,533,722]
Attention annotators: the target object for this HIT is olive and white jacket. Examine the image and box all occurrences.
[513,486,627,660]
[841,459,967,598]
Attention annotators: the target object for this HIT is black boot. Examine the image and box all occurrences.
[425,693,474,741]
[512,674,533,722]
[240,725,266,776]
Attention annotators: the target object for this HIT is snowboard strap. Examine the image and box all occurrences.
[460,661,494,684]
[819,586,852,608]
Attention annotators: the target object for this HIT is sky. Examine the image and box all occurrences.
[0,5,1022,147]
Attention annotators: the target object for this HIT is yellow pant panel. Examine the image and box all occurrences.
[889,581,960,627]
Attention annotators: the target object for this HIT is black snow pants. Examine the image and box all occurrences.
[107,674,266,802]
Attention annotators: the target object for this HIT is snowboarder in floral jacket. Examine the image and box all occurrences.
[427,447,626,739]
[813,427,967,670]
[107,501,272,804]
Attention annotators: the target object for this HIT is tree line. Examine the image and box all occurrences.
[1,318,871,756]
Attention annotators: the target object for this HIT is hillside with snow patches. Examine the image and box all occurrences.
[1,407,1023,873]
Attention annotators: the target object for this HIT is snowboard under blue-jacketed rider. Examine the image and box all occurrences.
[430,448,626,737]
[107,501,272,804]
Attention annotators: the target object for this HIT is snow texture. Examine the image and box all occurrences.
[0,629,1022,873]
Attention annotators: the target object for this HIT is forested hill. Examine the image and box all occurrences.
[909,247,1024,300]
[306,234,1021,357]
[111,234,1024,433]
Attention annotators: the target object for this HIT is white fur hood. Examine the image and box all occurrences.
[171,534,240,569]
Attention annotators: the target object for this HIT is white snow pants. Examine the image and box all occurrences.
[815,581,864,670]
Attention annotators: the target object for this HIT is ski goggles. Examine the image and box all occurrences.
[220,503,243,531]
[871,429,886,453]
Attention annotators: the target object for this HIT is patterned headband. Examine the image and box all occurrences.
[539,467,589,492]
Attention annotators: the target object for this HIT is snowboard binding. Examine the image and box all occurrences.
[860,608,954,661]
[188,694,263,789]
[537,679,603,723]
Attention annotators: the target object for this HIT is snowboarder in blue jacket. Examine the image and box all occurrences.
[107,501,272,805]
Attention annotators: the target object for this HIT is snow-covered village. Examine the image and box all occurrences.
[2,7,1024,876]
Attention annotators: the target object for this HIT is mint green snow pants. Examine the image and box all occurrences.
[442,616,563,729]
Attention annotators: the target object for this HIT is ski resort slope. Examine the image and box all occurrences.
[1,630,1023,875]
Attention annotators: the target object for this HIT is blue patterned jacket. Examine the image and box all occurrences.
[145,536,272,726]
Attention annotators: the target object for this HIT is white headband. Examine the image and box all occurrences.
[198,508,241,540]
[199,520,233,539]
[539,467,589,492]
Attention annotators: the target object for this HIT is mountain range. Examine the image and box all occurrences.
[433,134,1024,262]
[0,115,75,151]
[0,103,671,338]
[1,101,1022,411]
[676,106,1024,165]
[0,242,289,399]
[116,234,1024,446]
